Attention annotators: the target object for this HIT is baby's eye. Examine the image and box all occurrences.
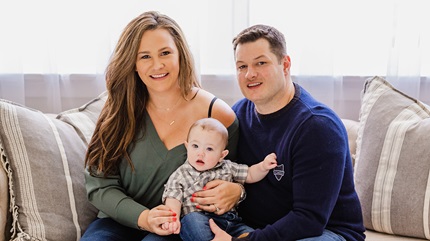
[206,147,214,151]
[192,144,198,149]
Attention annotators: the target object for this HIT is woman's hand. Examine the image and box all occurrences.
[192,180,241,215]
[138,205,177,235]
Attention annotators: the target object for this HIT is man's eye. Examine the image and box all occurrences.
[257,61,266,66]
[237,65,247,70]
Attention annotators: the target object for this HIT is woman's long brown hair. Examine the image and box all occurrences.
[85,11,201,176]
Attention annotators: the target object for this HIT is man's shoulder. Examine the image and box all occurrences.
[232,98,251,113]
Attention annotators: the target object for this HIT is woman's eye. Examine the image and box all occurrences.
[141,55,150,59]
[161,51,171,56]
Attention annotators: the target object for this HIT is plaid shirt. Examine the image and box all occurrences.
[162,159,249,216]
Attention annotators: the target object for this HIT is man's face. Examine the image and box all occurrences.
[235,38,291,111]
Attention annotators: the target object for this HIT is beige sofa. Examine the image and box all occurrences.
[1,76,430,240]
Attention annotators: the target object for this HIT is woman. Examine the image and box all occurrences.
[81,11,242,241]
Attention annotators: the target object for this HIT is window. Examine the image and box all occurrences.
[0,0,428,76]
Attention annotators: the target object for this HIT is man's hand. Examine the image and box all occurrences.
[209,218,232,241]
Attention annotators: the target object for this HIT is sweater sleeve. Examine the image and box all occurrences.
[85,169,147,229]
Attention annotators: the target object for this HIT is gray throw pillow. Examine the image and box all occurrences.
[0,96,102,240]
[354,76,430,239]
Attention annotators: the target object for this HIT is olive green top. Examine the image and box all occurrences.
[85,112,239,229]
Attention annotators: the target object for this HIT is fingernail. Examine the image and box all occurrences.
[173,217,177,221]
[172,211,177,216]
[192,193,196,197]
[196,205,200,209]
[203,186,207,190]
[190,197,194,202]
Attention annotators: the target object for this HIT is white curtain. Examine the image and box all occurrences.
[0,0,429,119]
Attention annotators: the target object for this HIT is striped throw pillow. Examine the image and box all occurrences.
[354,76,430,239]
[0,93,105,240]
[57,91,107,145]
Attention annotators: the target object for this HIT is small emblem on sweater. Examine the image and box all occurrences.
[273,164,284,181]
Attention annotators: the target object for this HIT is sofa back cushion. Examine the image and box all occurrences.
[354,76,430,239]
[0,92,105,240]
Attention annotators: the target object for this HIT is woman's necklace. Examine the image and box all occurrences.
[150,95,183,125]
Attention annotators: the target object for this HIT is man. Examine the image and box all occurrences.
[210,25,365,241]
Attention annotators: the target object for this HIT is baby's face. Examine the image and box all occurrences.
[185,128,227,172]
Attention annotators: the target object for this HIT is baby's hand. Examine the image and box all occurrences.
[161,220,181,234]
[263,153,278,170]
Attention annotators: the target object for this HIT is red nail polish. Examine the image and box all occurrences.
[192,193,196,197]
[196,205,200,209]
[203,186,207,190]
[172,212,177,216]
[190,197,194,202]
[173,217,177,221]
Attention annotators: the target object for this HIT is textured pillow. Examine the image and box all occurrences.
[354,76,430,239]
[57,91,107,145]
[0,99,99,240]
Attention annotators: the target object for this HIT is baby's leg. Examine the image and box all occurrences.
[180,212,214,241]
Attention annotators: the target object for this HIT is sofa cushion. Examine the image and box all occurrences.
[354,76,430,239]
[0,94,104,240]
[366,230,429,241]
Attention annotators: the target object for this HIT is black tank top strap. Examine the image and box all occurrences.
[208,97,218,118]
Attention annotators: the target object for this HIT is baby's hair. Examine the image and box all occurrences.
[187,118,228,148]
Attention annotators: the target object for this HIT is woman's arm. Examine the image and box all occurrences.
[85,169,146,228]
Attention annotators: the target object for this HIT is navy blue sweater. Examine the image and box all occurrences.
[232,84,365,241]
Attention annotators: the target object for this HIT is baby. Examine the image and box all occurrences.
[162,117,277,241]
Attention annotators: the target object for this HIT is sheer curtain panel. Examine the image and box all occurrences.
[0,0,429,118]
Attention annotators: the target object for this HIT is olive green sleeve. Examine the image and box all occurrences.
[84,169,147,229]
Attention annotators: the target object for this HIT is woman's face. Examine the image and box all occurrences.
[135,28,180,93]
